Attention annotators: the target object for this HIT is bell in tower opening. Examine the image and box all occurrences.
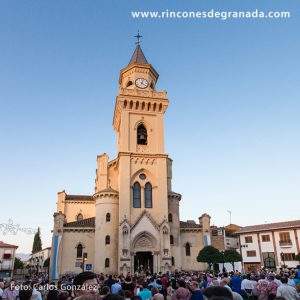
[137,123,147,145]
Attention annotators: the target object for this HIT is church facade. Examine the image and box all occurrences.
[50,43,212,279]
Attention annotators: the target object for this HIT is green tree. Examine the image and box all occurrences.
[295,253,300,262]
[43,257,50,268]
[223,249,242,270]
[32,227,42,254]
[197,246,222,269]
[14,257,24,270]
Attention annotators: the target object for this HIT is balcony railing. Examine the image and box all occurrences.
[279,240,292,246]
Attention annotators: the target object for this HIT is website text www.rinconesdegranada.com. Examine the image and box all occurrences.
[130,9,291,21]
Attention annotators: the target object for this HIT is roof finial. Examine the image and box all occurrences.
[134,30,142,45]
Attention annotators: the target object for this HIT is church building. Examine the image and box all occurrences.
[50,41,212,279]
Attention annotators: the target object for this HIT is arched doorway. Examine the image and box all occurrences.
[134,251,153,273]
[132,231,157,273]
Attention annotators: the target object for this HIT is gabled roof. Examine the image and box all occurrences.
[128,45,148,65]
[0,241,18,248]
[237,220,300,234]
[131,210,160,231]
[64,217,95,228]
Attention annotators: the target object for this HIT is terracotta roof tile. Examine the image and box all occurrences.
[237,220,300,234]
[0,241,18,248]
[180,221,201,229]
[65,195,93,201]
[64,217,95,228]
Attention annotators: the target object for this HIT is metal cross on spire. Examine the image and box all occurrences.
[134,30,142,45]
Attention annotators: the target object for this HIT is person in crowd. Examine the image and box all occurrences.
[257,274,270,300]
[231,272,242,295]
[99,286,110,299]
[0,282,5,300]
[189,281,203,300]
[241,274,257,298]
[137,283,152,300]
[267,275,279,300]
[104,276,116,290]
[203,286,233,300]
[111,280,122,295]
[18,282,33,300]
[151,287,164,300]
[73,272,99,298]
[171,280,191,300]
[276,276,300,300]
[2,280,18,300]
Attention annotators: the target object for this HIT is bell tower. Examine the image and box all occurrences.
[113,35,173,273]
[113,40,169,155]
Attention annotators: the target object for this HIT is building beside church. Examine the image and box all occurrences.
[50,41,212,279]
[0,241,18,280]
[237,220,300,272]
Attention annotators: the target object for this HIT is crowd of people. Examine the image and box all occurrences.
[1,268,300,300]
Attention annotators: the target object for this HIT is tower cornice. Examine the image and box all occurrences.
[119,63,159,85]
[113,89,169,131]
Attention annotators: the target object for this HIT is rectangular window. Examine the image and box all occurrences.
[279,232,292,245]
[245,236,253,243]
[261,235,270,242]
[3,253,11,259]
[247,250,256,257]
[281,253,295,261]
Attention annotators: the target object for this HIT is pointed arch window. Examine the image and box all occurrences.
[170,235,174,245]
[106,213,111,222]
[76,244,83,258]
[76,213,83,221]
[168,213,173,223]
[137,124,147,145]
[105,235,110,245]
[185,243,191,256]
[105,258,110,268]
[144,182,153,208]
[132,182,141,208]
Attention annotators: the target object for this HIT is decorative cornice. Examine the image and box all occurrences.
[93,187,119,199]
[119,88,167,100]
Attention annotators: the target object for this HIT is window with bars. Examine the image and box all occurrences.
[279,232,292,245]
[281,253,295,261]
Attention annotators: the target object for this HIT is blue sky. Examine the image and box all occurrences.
[0,0,299,253]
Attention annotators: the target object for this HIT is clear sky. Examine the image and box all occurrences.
[0,0,299,253]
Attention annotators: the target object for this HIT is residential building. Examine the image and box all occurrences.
[0,241,18,280]
[237,220,300,272]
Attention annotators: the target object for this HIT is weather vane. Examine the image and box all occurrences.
[134,30,142,45]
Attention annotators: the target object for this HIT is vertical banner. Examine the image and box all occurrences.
[50,234,61,281]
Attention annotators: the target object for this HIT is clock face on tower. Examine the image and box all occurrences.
[135,78,149,89]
